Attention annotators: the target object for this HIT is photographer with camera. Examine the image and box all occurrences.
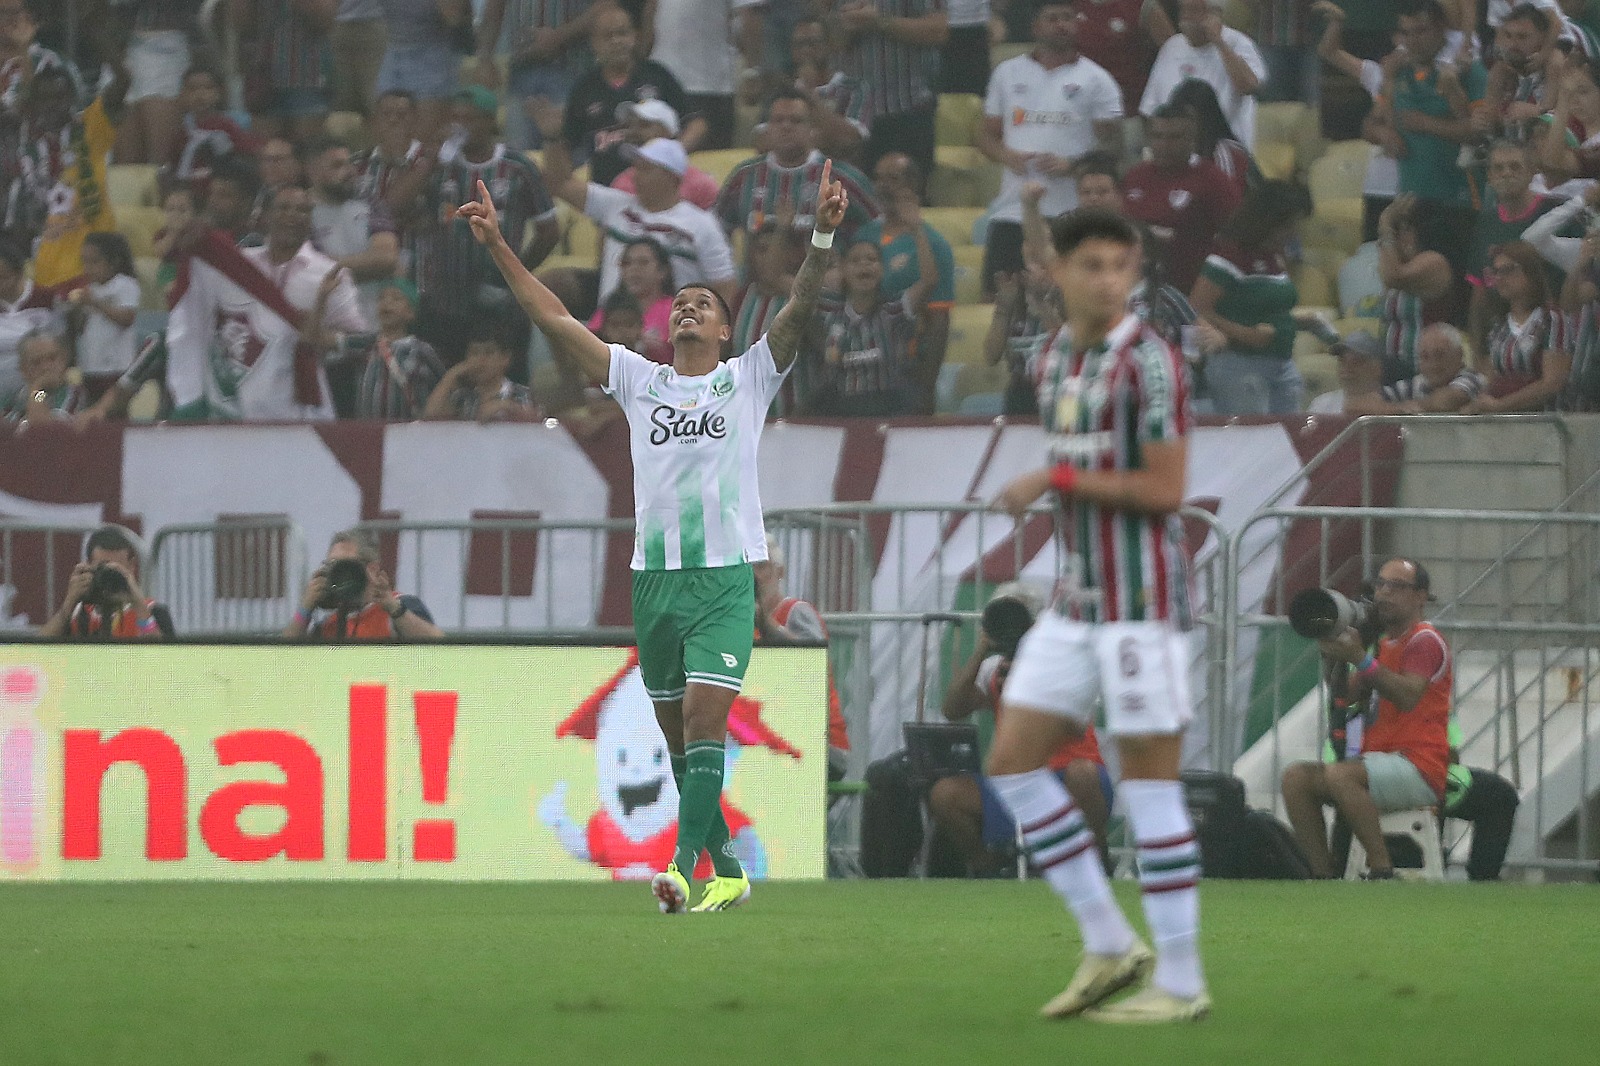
[38,527,174,640]
[931,586,1113,878]
[284,530,444,642]
[1281,558,1452,879]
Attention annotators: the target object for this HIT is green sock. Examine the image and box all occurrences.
[670,751,743,879]
[672,740,742,877]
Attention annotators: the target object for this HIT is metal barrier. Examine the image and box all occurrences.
[0,521,147,629]
[1227,505,1600,875]
[148,520,308,636]
[352,517,634,633]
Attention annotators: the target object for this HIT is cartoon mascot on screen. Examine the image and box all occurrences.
[540,650,801,880]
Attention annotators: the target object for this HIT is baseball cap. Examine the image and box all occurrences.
[616,98,681,137]
[1331,331,1382,361]
[622,137,688,177]
[455,85,499,117]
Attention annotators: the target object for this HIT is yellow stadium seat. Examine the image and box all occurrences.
[536,253,595,275]
[1300,245,1350,278]
[1291,263,1334,307]
[930,145,1001,207]
[1256,140,1296,181]
[126,379,163,422]
[106,164,159,209]
[691,148,757,185]
[951,243,985,305]
[1334,317,1382,338]
[325,111,370,150]
[1256,102,1314,145]
[946,302,998,365]
[524,148,544,173]
[1302,213,1363,257]
[133,255,165,310]
[1308,141,1371,206]
[1296,351,1339,400]
[117,206,166,259]
[936,93,983,147]
[990,43,1029,66]
[922,206,983,248]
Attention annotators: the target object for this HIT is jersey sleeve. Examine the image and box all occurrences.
[733,335,790,406]
[1090,67,1124,121]
[603,343,656,398]
[983,61,1006,119]
[694,213,737,283]
[1134,336,1190,441]
[584,182,631,225]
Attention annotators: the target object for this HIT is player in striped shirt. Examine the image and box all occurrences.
[459,162,848,915]
[989,208,1208,1024]
[715,89,880,243]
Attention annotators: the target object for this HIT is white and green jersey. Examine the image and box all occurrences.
[604,339,789,570]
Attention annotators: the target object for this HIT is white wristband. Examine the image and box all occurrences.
[811,229,834,249]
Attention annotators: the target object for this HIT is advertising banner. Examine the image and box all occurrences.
[0,645,828,881]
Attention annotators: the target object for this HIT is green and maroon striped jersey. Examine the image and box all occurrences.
[713,151,880,241]
[840,0,946,118]
[1036,312,1193,625]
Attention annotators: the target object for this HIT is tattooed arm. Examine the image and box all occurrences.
[767,160,849,373]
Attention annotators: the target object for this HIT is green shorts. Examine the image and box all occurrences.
[631,564,755,702]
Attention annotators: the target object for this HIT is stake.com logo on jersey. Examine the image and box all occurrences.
[648,405,728,445]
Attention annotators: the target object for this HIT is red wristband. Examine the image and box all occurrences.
[1050,462,1079,496]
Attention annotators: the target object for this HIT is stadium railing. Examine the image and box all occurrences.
[1228,504,1600,877]
[0,520,148,625]
[148,519,308,636]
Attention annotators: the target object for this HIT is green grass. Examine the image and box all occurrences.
[1,880,1595,1065]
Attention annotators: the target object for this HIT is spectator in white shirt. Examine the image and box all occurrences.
[0,234,60,399]
[977,0,1122,294]
[66,232,141,396]
[648,0,766,151]
[1141,0,1266,147]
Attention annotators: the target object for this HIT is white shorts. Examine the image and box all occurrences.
[1001,612,1194,737]
[127,30,191,102]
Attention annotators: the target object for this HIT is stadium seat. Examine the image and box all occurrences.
[1255,100,1324,166]
[133,256,164,310]
[930,146,1001,208]
[691,148,756,185]
[1296,349,1339,401]
[951,243,985,305]
[1334,316,1382,339]
[945,302,996,365]
[951,362,1007,414]
[325,111,370,151]
[935,93,982,148]
[1256,140,1296,181]
[922,207,984,248]
[1302,209,1363,256]
[1345,808,1445,881]
[1308,141,1371,206]
[118,206,166,259]
[106,164,159,209]
[1291,262,1334,307]
[524,149,543,173]
[536,253,595,276]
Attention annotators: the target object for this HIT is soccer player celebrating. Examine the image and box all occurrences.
[458,166,847,914]
[990,208,1208,1023]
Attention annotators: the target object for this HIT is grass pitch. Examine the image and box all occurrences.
[1,879,1593,1066]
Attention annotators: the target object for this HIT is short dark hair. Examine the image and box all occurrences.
[1504,2,1551,33]
[84,231,135,278]
[675,283,734,329]
[1220,180,1312,251]
[765,87,814,119]
[86,527,138,561]
[1050,208,1140,257]
[465,316,515,353]
[1396,0,1448,26]
[208,154,261,199]
[1149,101,1198,124]
[1074,150,1121,186]
[601,287,643,318]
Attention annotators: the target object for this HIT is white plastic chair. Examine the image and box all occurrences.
[1345,808,1445,881]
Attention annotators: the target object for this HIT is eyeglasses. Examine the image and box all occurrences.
[1373,578,1421,592]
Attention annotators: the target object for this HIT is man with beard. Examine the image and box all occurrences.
[305,135,402,322]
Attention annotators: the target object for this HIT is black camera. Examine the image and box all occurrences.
[1288,587,1373,640]
[315,558,371,611]
[981,595,1036,659]
[87,563,131,604]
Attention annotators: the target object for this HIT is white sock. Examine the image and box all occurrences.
[990,768,1136,957]
[1121,778,1206,999]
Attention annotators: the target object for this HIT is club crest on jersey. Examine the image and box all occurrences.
[488,176,511,201]
[711,374,733,397]
[1169,189,1191,209]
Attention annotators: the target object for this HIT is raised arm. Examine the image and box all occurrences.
[766,159,848,372]
[456,179,611,384]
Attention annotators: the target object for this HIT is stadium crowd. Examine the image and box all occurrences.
[1,0,1599,426]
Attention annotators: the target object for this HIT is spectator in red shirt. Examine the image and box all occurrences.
[1120,101,1242,293]
[1281,558,1453,879]
[1073,0,1174,111]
